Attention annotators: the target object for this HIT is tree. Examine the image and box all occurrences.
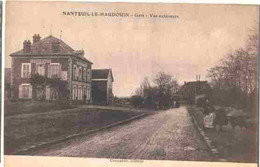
[131,95,143,108]
[134,72,179,109]
[135,77,151,97]
[31,74,47,100]
[153,72,179,108]
[31,74,68,100]
[46,77,68,100]
[207,31,258,113]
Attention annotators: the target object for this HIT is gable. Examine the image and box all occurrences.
[92,69,114,82]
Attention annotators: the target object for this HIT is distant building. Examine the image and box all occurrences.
[179,80,211,105]
[10,34,92,103]
[91,69,114,105]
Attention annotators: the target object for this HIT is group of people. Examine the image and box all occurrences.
[202,99,228,131]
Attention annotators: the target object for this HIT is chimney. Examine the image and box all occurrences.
[52,41,60,53]
[23,40,31,53]
[33,34,41,44]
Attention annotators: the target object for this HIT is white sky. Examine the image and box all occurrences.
[5,2,259,97]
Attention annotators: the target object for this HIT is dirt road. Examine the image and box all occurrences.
[26,106,212,161]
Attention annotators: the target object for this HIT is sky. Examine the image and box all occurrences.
[5,2,258,97]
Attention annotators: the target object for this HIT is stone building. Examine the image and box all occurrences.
[91,69,114,105]
[10,34,92,104]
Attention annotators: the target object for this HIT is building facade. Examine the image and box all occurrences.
[10,34,92,104]
[179,80,211,105]
[91,69,114,105]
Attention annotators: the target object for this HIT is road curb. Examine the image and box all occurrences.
[187,107,226,161]
[12,113,150,155]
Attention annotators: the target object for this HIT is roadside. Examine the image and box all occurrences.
[4,100,152,118]
[5,105,151,154]
[187,106,257,163]
[4,100,75,116]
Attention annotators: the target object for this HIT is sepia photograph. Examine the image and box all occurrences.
[4,1,259,166]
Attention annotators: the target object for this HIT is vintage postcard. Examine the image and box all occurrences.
[4,1,259,167]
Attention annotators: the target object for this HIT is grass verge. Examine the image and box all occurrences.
[187,106,257,163]
[4,100,75,116]
[5,107,146,154]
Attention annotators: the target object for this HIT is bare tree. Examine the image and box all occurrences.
[153,72,179,108]
[207,31,258,111]
[135,77,151,97]
[154,71,178,97]
[134,72,179,109]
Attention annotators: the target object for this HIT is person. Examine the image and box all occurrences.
[214,108,228,131]
[203,98,210,115]
[202,98,215,129]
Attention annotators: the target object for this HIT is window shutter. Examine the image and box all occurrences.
[59,64,61,78]
[35,64,38,75]
[75,67,78,80]
[29,64,31,78]
[19,85,22,98]
[21,65,24,78]
[29,85,32,98]
[48,64,51,78]
[87,87,90,100]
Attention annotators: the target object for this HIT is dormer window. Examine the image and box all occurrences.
[52,41,60,53]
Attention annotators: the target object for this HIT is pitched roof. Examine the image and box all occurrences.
[92,69,114,81]
[184,81,207,87]
[180,81,210,93]
[10,35,92,64]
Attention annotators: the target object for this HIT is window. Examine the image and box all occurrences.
[83,87,86,99]
[72,85,77,100]
[73,65,79,80]
[46,86,50,100]
[83,68,87,82]
[46,86,58,100]
[21,63,31,78]
[73,65,77,80]
[36,64,45,76]
[50,88,59,100]
[19,84,32,98]
[78,86,82,100]
[86,87,90,100]
[78,67,82,81]
[49,63,60,78]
